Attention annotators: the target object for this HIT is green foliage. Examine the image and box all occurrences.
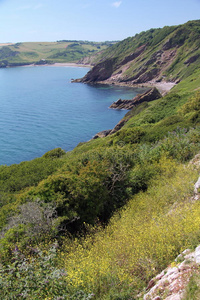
[125,93,184,128]
[28,152,132,227]
[1,19,200,299]
[0,46,19,59]
[179,91,200,115]
[0,154,65,193]
[0,41,112,65]
[42,147,66,159]
[0,246,70,299]
[183,273,200,300]
[60,161,200,299]
[85,19,200,83]
[113,127,145,145]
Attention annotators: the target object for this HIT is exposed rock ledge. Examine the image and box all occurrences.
[142,245,200,300]
[141,174,200,299]
[109,87,162,110]
[93,130,112,139]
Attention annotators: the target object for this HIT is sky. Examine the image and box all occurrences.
[0,0,200,43]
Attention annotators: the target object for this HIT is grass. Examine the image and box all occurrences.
[1,157,200,299]
[183,272,200,300]
[0,41,113,65]
[59,159,200,299]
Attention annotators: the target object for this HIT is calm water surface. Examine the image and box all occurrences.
[0,66,144,165]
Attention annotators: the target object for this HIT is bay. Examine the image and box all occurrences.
[0,66,144,166]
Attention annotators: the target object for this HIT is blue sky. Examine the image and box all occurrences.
[0,0,200,43]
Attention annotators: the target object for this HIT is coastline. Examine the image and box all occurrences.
[22,62,92,68]
[8,62,175,95]
[50,62,92,68]
[94,79,176,96]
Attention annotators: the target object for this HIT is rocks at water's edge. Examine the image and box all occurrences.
[92,130,112,139]
[109,119,128,135]
[92,88,162,139]
[109,87,162,110]
[92,119,130,140]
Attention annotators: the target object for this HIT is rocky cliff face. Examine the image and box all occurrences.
[77,20,200,86]
[143,245,200,300]
[109,87,162,109]
[75,58,117,83]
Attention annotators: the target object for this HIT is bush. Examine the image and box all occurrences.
[179,91,200,115]
[0,246,70,299]
[61,161,199,299]
[42,147,66,159]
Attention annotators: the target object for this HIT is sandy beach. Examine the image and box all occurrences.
[22,62,92,69]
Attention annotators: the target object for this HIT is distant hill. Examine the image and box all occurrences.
[79,20,200,84]
[0,40,116,67]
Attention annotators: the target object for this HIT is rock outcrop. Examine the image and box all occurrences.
[109,87,162,110]
[184,54,200,66]
[74,21,200,88]
[92,130,112,139]
[143,245,200,300]
[74,58,117,83]
[109,119,129,135]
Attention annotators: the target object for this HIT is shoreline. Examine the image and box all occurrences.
[50,62,92,68]
[93,79,176,96]
[9,62,175,95]
[21,62,92,68]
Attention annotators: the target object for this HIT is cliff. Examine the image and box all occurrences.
[77,20,200,87]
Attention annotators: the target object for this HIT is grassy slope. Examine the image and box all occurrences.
[0,41,113,66]
[1,21,200,299]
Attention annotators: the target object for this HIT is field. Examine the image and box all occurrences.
[0,41,114,66]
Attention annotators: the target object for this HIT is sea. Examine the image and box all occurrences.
[0,65,145,166]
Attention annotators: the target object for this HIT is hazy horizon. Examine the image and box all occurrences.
[0,0,200,43]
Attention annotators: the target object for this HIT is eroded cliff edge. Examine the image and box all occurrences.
[74,20,200,97]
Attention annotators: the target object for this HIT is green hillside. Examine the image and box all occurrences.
[1,20,200,299]
[0,40,114,67]
[79,19,200,84]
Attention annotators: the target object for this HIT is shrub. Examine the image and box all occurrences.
[179,91,200,115]
[0,246,71,299]
[42,147,66,159]
[59,161,200,299]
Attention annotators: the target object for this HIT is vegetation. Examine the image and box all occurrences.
[0,41,115,67]
[81,19,200,84]
[183,273,200,299]
[1,20,200,299]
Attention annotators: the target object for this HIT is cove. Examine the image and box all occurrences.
[0,66,144,166]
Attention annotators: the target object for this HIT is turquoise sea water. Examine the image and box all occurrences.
[0,66,144,166]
